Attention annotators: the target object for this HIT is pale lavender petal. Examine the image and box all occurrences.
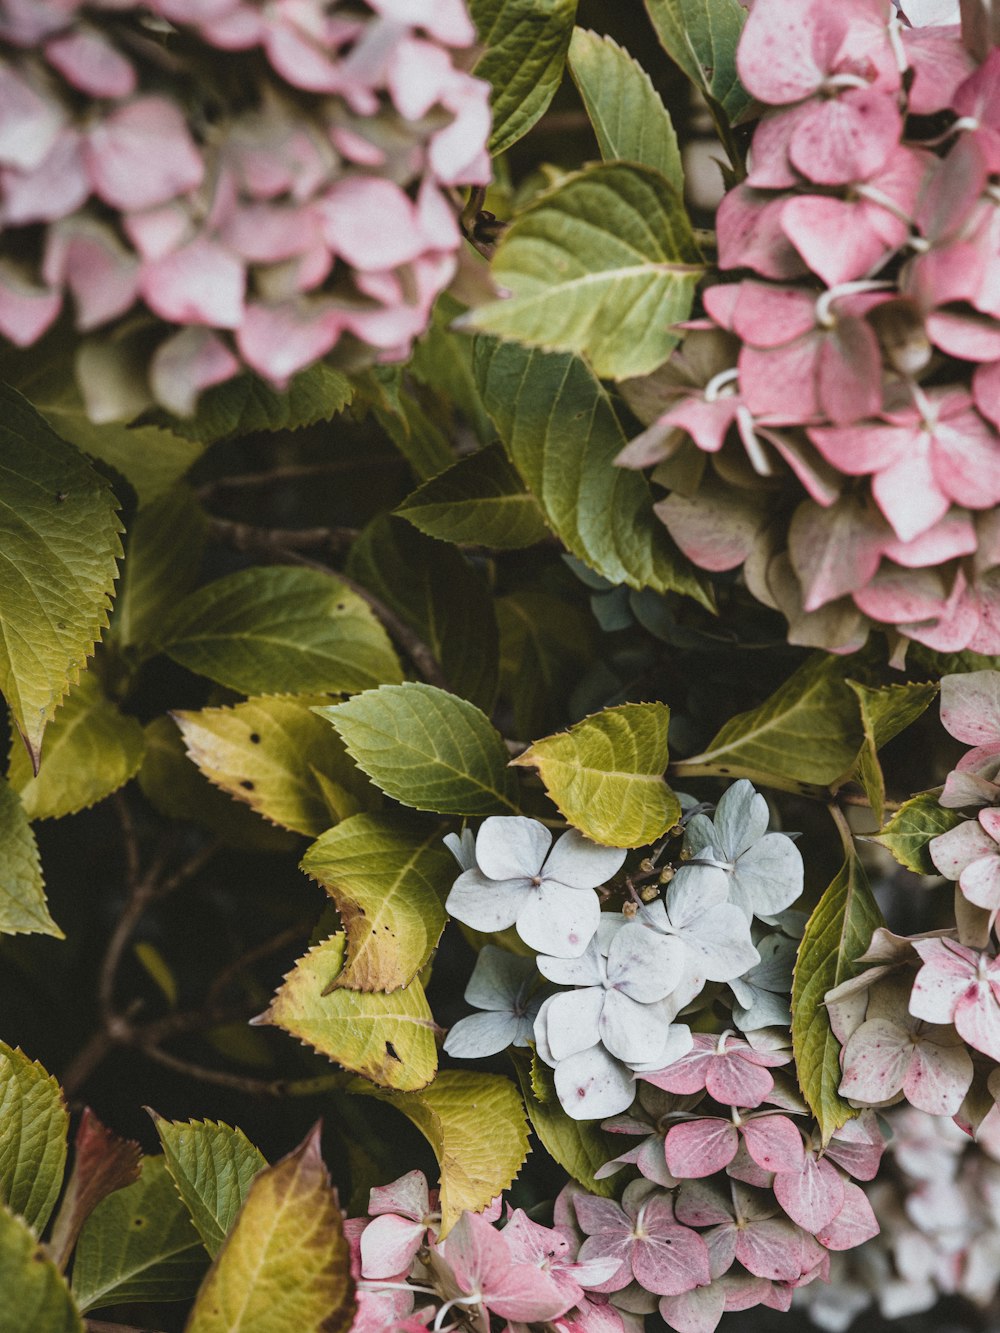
[446,868,527,933]
[543,828,628,890]
[518,880,600,957]
[474,814,551,881]
[554,1046,636,1121]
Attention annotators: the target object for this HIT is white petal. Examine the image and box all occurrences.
[444,1011,521,1058]
[518,880,600,957]
[533,995,557,1066]
[628,1020,693,1072]
[667,863,729,927]
[446,869,528,932]
[554,1046,636,1120]
[537,937,604,987]
[543,827,627,889]
[443,828,476,871]
[682,812,718,857]
[464,944,535,1010]
[475,815,551,880]
[713,780,770,858]
[600,989,671,1064]
[545,987,605,1061]
[683,904,760,981]
[730,834,804,919]
[607,922,685,1003]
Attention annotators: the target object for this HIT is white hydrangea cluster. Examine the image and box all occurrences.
[444,780,805,1121]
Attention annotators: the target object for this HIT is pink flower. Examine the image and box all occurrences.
[433,1210,572,1324]
[909,938,1000,1061]
[663,1110,805,1180]
[639,1032,791,1109]
[360,1170,439,1280]
[838,1012,974,1113]
[574,1180,712,1298]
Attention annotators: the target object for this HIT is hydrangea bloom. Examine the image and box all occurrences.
[618,4,1000,658]
[0,0,490,417]
[443,945,544,1058]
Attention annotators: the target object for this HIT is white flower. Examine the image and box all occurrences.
[679,779,803,921]
[637,868,759,985]
[443,946,543,1058]
[445,816,626,958]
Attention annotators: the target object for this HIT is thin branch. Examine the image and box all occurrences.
[138,1044,348,1097]
[196,456,398,501]
[86,1322,166,1333]
[828,803,856,860]
[206,919,313,1007]
[206,516,360,559]
[839,791,904,814]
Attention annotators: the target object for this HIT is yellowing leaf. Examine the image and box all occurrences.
[8,672,145,820]
[152,1117,267,1259]
[173,696,377,838]
[0,386,122,767]
[0,779,61,938]
[259,935,437,1091]
[0,1042,68,1232]
[512,1053,617,1197]
[319,683,519,816]
[300,815,451,992]
[185,1127,354,1333]
[464,164,701,381]
[0,1204,82,1332]
[791,853,883,1143]
[354,1070,530,1235]
[157,565,402,697]
[512,702,679,847]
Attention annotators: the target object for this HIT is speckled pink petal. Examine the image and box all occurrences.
[736,0,842,103]
[85,97,203,210]
[741,1115,805,1175]
[909,937,979,1023]
[788,89,902,186]
[664,1120,739,1179]
[814,1181,879,1250]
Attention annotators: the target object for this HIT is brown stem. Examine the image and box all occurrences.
[138,1044,348,1097]
[196,456,397,501]
[206,516,360,559]
[828,803,856,860]
[205,919,313,1008]
[839,791,904,814]
[86,1322,166,1333]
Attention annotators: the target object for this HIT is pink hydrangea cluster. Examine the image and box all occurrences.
[801,1104,1000,1330]
[0,0,490,417]
[618,0,1000,660]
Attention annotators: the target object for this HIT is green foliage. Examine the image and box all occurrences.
[463,164,701,381]
[154,365,353,445]
[300,815,452,992]
[0,779,61,938]
[319,683,520,816]
[475,340,713,605]
[792,851,884,1143]
[513,1052,618,1197]
[644,0,753,121]
[0,1042,67,1232]
[0,1204,82,1332]
[157,566,402,697]
[394,443,550,550]
[260,934,438,1091]
[497,590,596,740]
[847,680,938,825]
[872,792,965,875]
[185,1129,354,1333]
[355,1070,531,1235]
[675,653,868,794]
[8,672,145,820]
[567,29,684,190]
[71,1157,208,1312]
[512,703,680,847]
[470,0,579,155]
[0,386,122,767]
[114,484,207,649]
[347,515,499,711]
[173,695,378,837]
[359,367,454,481]
[152,1117,267,1259]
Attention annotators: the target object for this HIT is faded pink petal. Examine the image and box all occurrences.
[717,185,806,279]
[140,237,244,328]
[788,89,902,186]
[974,361,1000,430]
[85,97,204,211]
[902,24,976,113]
[236,300,347,384]
[149,327,240,416]
[0,265,61,345]
[740,1115,805,1175]
[45,27,137,97]
[788,495,888,611]
[1,128,89,224]
[816,316,883,424]
[360,1213,426,1279]
[630,1198,711,1296]
[0,63,64,171]
[772,1154,844,1233]
[664,1120,739,1179]
[814,1181,879,1250]
[43,220,138,330]
[658,1282,726,1333]
[321,176,427,270]
[441,1212,571,1322]
[909,937,981,1023]
[656,480,771,573]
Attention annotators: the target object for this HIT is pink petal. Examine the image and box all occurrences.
[704,1055,774,1109]
[814,1180,879,1250]
[1,128,89,224]
[817,317,882,424]
[940,670,1000,747]
[788,495,887,611]
[44,220,138,331]
[658,1283,726,1333]
[930,402,1000,510]
[772,1155,845,1233]
[740,1116,805,1175]
[788,89,902,186]
[664,1120,739,1179]
[655,481,771,574]
[359,1214,426,1279]
[837,1017,912,1104]
[0,63,64,171]
[954,984,1000,1062]
[902,24,976,113]
[781,195,890,288]
[321,176,425,270]
[823,1112,884,1181]
[974,361,1000,430]
[909,938,979,1023]
[149,327,240,416]
[632,1225,711,1297]
[85,97,204,211]
[871,451,950,542]
[45,27,137,98]
[0,265,61,345]
[882,509,978,568]
[731,283,816,348]
[735,1219,806,1281]
[739,339,821,420]
[236,300,346,384]
[717,186,806,280]
[140,237,244,328]
[736,0,841,104]
[902,1038,973,1115]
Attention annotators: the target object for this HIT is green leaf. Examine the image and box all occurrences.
[0,1041,68,1232]
[185,1127,354,1333]
[360,367,454,481]
[152,364,353,444]
[347,515,499,712]
[567,29,684,190]
[114,484,207,649]
[152,1117,267,1259]
[871,792,964,875]
[470,0,578,155]
[674,653,867,794]
[173,695,378,838]
[512,703,679,848]
[138,716,297,852]
[0,1204,82,1332]
[644,0,753,121]
[71,1157,207,1313]
[791,852,883,1143]
[475,341,712,606]
[157,565,402,696]
[353,1070,530,1235]
[463,164,701,381]
[300,815,452,992]
[497,590,595,740]
[409,295,495,446]
[0,778,61,938]
[319,682,519,816]
[8,672,145,820]
[512,1052,617,1196]
[259,934,438,1091]
[846,680,938,825]
[0,385,122,767]
[395,443,550,551]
